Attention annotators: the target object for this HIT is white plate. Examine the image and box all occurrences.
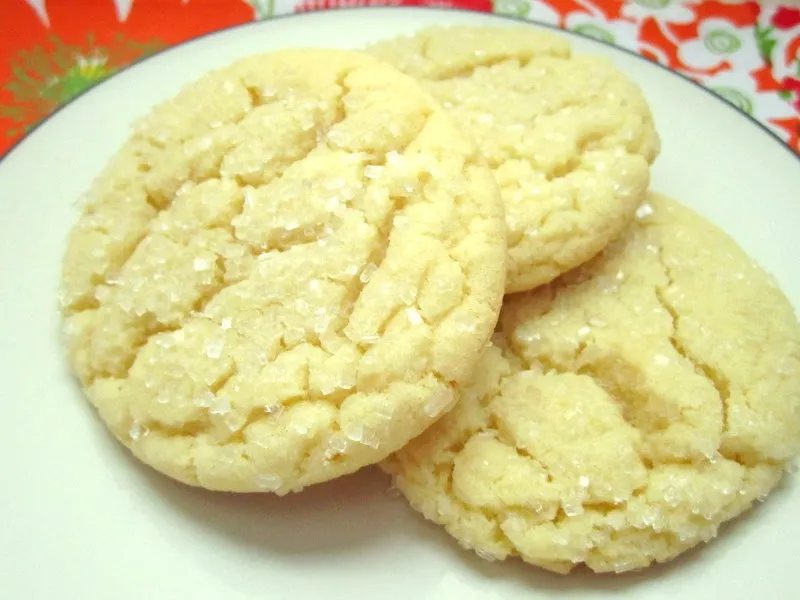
[1,7,798,600]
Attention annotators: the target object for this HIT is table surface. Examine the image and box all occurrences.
[0,0,798,157]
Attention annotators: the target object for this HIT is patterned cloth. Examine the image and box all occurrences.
[1,0,798,157]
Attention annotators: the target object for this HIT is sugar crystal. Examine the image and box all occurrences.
[319,378,336,396]
[406,307,423,325]
[454,315,477,333]
[324,436,348,460]
[424,389,454,418]
[204,336,225,360]
[663,487,681,507]
[519,330,542,347]
[399,284,418,305]
[599,274,621,294]
[525,227,540,238]
[195,390,215,408]
[156,331,182,349]
[653,354,670,367]
[475,549,497,562]
[209,394,231,415]
[265,403,284,420]
[385,151,401,165]
[338,375,355,391]
[294,298,311,314]
[326,196,341,211]
[94,286,110,302]
[256,473,283,492]
[290,421,310,436]
[129,421,148,441]
[640,509,658,527]
[319,328,344,353]
[359,263,378,283]
[636,203,654,220]
[300,115,315,132]
[364,165,383,179]
[360,334,380,345]
[223,411,245,432]
[392,215,410,229]
[401,181,417,195]
[342,421,364,444]
[606,513,626,529]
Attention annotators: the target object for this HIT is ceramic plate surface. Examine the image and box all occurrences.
[1,7,798,600]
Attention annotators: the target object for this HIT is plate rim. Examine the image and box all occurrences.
[0,5,797,168]
[2,7,799,597]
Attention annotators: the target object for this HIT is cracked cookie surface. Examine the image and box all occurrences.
[59,49,507,493]
[367,26,659,293]
[383,193,800,573]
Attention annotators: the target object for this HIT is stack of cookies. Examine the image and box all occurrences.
[59,26,800,575]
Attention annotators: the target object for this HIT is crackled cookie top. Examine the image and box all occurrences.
[384,193,800,574]
[59,49,507,493]
[367,26,660,293]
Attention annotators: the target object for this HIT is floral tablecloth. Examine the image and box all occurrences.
[1,0,798,157]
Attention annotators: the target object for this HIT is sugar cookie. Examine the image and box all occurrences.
[60,49,507,493]
[367,26,659,292]
[384,193,800,573]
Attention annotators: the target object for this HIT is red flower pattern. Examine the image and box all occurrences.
[0,0,254,149]
[772,6,800,30]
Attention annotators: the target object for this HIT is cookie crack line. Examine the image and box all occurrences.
[73,71,410,386]
[327,78,429,348]
[70,61,360,318]
[90,108,456,453]
[501,296,717,473]
[486,409,556,487]
[653,244,734,463]
[440,456,518,559]
[64,77,265,317]
[484,86,629,176]
[417,37,563,82]
[82,321,185,386]
[488,339,602,508]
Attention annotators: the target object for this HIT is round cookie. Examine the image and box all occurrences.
[367,26,660,293]
[59,49,507,494]
[384,193,800,574]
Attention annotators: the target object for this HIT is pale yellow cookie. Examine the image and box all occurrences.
[60,49,507,494]
[384,193,800,574]
[367,26,659,293]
